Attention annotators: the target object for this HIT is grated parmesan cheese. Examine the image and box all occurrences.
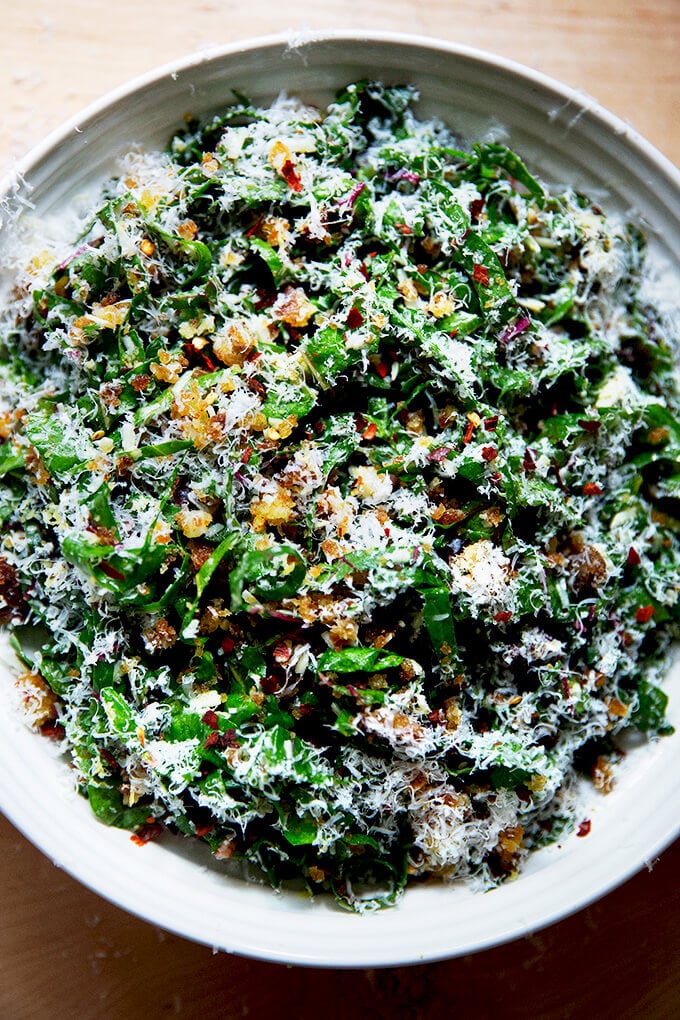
[0,80,677,912]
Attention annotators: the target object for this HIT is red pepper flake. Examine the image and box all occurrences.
[346,306,364,329]
[200,350,217,371]
[522,449,536,472]
[394,222,412,235]
[493,610,512,624]
[195,823,215,838]
[40,720,66,740]
[183,342,216,372]
[627,546,641,567]
[280,159,303,192]
[358,263,369,280]
[245,215,264,238]
[241,445,253,465]
[204,729,239,750]
[202,709,219,730]
[577,819,592,838]
[484,415,499,432]
[578,418,601,434]
[99,561,126,581]
[260,674,280,694]
[428,446,451,463]
[582,482,603,496]
[375,361,389,379]
[462,420,475,445]
[428,709,445,726]
[362,422,377,441]
[220,635,235,654]
[472,264,489,286]
[481,446,498,462]
[448,329,459,339]
[469,197,485,223]
[636,604,655,624]
[100,748,119,769]
[131,821,163,846]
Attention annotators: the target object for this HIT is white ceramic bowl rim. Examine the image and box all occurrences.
[1,30,679,968]
[3,28,680,200]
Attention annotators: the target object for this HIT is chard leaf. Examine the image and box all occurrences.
[632,679,672,734]
[100,687,137,739]
[229,543,306,610]
[278,810,318,846]
[317,647,405,673]
[87,783,149,831]
[25,404,95,477]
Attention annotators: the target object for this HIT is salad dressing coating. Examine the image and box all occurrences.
[0,82,677,909]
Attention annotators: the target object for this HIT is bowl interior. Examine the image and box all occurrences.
[1,33,679,967]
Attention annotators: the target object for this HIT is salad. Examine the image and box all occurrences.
[0,81,678,910]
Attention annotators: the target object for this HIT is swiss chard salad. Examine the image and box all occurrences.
[0,82,678,910]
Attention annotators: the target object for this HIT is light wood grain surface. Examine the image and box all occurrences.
[1,0,680,172]
[2,3,679,1018]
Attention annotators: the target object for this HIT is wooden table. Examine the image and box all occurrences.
[2,3,679,1017]
[2,0,680,170]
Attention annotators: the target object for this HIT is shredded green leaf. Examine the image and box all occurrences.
[1,81,678,912]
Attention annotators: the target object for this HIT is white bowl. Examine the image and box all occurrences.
[1,31,679,967]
